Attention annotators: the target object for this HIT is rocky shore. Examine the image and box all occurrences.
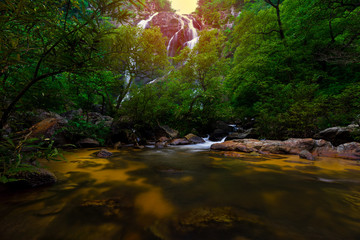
[211,138,360,160]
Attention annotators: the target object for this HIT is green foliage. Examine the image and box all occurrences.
[119,29,233,135]
[0,0,132,127]
[0,135,64,184]
[226,0,360,138]
[58,116,110,145]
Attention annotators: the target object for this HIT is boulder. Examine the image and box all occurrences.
[28,117,67,139]
[169,138,191,145]
[76,138,100,148]
[96,149,113,158]
[87,112,113,127]
[12,168,57,188]
[159,124,179,138]
[185,133,205,144]
[299,150,315,160]
[336,142,360,160]
[61,109,83,121]
[209,129,228,141]
[314,126,356,146]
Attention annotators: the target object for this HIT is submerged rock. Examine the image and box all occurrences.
[80,197,133,217]
[12,168,57,188]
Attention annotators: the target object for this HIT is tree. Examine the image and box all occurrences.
[0,0,133,129]
[104,25,169,109]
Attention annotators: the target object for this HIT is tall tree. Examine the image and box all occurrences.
[0,0,133,129]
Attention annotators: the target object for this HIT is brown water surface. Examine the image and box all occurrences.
[1,147,360,240]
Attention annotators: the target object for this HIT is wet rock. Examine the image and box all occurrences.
[211,138,360,160]
[209,129,228,141]
[155,136,170,148]
[299,150,315,161]
[169,138,191,145]
[12,168,57,188]
[314,126,356,146]
[234,128,259,140]
[86,112,113,127]
[96,149,113,158]
[336,142,360,160]
[28,118,66,139]
[155,141,167,149]
[185,133,205,144]
[159,124,179,138]
[76,138,100,148]
[225,132,244,141]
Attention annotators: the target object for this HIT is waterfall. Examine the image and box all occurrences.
[182,15,199,49]
[166,13,200,57]
[137,12,159,29]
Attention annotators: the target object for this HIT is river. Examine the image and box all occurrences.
[1,145,360,240]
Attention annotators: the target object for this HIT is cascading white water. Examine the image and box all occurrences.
[182,15,199,49]
[137,12,159,29]
[166,13,200,56]
[166,14,185,54]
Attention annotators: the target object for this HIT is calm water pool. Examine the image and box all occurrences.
[1,146,360,240]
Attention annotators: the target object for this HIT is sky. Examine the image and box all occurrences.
[171,0,198,14]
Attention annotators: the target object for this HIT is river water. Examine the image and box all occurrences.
[1,145,360,240]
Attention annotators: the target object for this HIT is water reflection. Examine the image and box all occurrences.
[0,148,360,239]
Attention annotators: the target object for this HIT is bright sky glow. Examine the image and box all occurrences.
[171,0,198,14]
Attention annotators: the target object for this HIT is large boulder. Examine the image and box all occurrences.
[61,108,83,121]
[185,133,205,144]
[159,124,179,139]
[86,112,113,127]
[313,126,357,146]
[209,129,228,141]
[12,168,57,188]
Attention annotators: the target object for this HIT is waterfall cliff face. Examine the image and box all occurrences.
[137,12,202,57]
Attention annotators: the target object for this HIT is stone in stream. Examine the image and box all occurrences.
[96,149,113,158]
[185,133,205,144]
[169,138,191,145]
[299,150,315,161]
